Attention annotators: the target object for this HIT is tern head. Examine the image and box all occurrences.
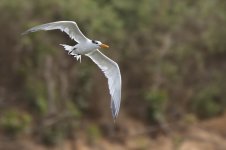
[91,40,109,49]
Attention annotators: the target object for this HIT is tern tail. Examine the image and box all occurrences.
[60,44,73,52]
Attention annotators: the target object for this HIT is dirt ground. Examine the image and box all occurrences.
[1,114,226,150]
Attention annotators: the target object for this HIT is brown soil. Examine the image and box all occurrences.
[1,114,226,150]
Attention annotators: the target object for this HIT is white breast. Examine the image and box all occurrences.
[77,41,96,54]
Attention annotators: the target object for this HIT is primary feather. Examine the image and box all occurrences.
[22,21,88,42]
[86,50,121,119]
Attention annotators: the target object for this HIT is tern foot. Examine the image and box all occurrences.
[74,54,81,63]
[66,48,81,63]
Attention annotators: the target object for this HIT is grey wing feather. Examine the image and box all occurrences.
[22,21,88,42]
[86,50,121,119]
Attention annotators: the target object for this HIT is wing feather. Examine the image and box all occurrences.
[22,21,88,42]
[86,50,121,119]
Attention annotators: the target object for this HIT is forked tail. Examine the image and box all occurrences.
[60,44,73,53]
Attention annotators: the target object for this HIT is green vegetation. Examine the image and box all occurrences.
[145,89,168,123]
[86,124,102,145]
[192,86,224,118]
[0,0,226,146]
[0,110,32,136]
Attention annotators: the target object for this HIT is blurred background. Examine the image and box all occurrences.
[0,0,226,149]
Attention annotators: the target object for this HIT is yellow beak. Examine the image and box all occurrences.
[100,43,109,49]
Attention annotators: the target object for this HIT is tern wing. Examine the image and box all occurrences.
[22,21,88,42]
[86,50,121,119]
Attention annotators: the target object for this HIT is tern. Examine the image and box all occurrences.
[23,21,121,120]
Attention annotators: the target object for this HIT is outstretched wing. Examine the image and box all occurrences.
[86,50,121,119]
[22,21,88,42]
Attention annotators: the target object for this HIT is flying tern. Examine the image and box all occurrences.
[23,21,121,120]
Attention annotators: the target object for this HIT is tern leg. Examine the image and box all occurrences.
[74,55,81,63]
[60,44,81,62]
[70,48,81,62]
[68,47,77,55]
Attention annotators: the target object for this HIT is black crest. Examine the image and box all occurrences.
[92,40,98,44]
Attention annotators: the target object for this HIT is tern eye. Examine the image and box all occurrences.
[92,40,98,44]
